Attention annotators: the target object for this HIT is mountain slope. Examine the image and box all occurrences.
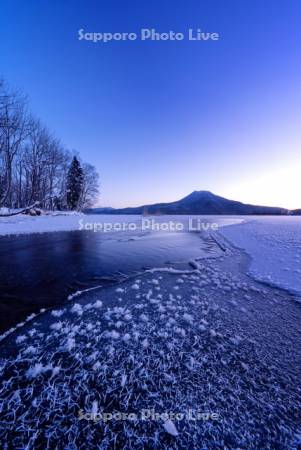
[86,191,288,215]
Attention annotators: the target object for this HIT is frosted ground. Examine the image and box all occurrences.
[0,211,88,236]
[220,216,301,296]
[0,215,300,448]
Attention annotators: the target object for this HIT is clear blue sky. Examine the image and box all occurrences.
[1,0,300,208]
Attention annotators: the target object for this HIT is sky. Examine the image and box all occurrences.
[0,0,300,209]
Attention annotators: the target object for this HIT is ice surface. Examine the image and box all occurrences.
[219,216,301,296]
[0,213,241,236]
[0,251,300,448]
[0,211,84,236]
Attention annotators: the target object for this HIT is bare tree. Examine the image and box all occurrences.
[80,162,100,209]
[0,79,100,213]
[0,81,29,207]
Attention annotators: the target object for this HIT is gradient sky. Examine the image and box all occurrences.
[0,0,300,208]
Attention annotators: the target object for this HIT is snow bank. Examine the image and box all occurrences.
[0,212,85,236]
[220,216,301,296]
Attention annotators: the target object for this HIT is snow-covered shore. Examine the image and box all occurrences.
[0,246,300,448]
[0,211,85,236]
[219,216,301,296]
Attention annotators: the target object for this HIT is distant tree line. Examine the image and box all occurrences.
[0,79,99,211]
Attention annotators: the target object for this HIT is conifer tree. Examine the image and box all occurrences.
[66,157,84,210]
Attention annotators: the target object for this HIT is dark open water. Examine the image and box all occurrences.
[0,229,207,333]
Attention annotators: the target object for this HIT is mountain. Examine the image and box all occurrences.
[291,209,301,215]
[86,191,289,215]
[87,207,115,214]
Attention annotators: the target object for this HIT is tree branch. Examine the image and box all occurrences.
[0,201,40,217]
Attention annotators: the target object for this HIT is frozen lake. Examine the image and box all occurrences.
[0,215,237,332]
[220,216,301,296]
[1,214,301,333]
